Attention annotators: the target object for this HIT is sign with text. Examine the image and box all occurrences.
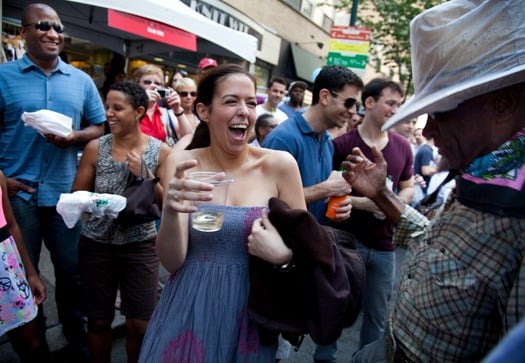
[327,25,371,77]
[107,9,197,51]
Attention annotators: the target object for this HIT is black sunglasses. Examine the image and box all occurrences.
[23,21,65,34]
[179,91,197,97]
[330,91,358,109]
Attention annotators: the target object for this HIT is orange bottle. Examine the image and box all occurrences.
[325,195,348,220]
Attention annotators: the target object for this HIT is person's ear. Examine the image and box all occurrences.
[494,87,518,116]
[19,26,28,40]
[491,86,521,133]
[196,103,209,122]
[364,96,375,110]
[319,89,331,107]
[490,85,522,142]
[136,106,146,121]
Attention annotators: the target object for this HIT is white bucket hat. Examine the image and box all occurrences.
[383,0,525,131]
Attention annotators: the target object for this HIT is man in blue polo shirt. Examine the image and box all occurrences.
[0,3,105,360]
[263,65,362,362]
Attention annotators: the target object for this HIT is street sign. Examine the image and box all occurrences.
[327,25,371,77]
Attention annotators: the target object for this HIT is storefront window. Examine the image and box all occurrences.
[252,64,271,96]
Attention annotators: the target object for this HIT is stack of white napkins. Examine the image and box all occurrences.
[57,191,127,228]
[22,109,73,138]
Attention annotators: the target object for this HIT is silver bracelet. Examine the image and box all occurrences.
[273,260,295,272]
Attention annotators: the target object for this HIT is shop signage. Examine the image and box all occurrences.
[327,25,371,76]
[181,0,263,50]
[107,9,197,51]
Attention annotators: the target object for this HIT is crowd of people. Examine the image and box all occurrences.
[1,1,524,363]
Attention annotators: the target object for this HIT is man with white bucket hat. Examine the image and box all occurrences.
[343,1,525,362]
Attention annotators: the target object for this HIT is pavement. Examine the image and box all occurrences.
[0,244,406,363]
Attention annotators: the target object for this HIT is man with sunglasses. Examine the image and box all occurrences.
[263,65,361,362]
[331,78,414,356]
[0,3,105,361]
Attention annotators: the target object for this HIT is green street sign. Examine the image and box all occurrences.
[327,52,368,69]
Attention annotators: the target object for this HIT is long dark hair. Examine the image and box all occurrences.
[186,64,256,150]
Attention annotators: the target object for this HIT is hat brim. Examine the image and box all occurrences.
[382,65,525,131]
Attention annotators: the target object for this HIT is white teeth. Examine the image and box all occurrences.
[230,124,247,129]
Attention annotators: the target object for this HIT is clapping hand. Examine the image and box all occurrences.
[342,146,388,200]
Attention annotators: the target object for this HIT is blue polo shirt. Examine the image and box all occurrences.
[278,102,305,119]
[0,54,106,206]
[262,113,333,224]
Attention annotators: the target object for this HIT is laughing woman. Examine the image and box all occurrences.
[72,81,171,363]
[138,64,306,362]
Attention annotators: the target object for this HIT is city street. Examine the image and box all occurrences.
[0,244,406,363]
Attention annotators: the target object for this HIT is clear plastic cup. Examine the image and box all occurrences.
[188,172,233,232]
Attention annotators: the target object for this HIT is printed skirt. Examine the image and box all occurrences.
[0,228,37,336]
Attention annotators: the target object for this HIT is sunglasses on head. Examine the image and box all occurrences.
[179,91,197,97]
[330,91,358,109]
[23,21,65,34]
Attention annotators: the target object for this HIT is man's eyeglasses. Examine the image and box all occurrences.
[330,91,358,109]
[141,80,162,86]
[22,21,65,34]
[179,91,197,97]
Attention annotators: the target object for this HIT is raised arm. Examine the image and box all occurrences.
[342,146,405,225]
[156,154,214,272]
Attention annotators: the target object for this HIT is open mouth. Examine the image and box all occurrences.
[229,124,248,140]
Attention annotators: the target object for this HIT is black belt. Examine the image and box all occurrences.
[0,225,11,241]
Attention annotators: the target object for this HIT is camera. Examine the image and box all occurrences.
[157,88,170,98]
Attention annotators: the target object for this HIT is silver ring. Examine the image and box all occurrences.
[173,193,180,201]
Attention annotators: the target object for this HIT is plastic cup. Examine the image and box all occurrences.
[188,172,233,232]
[325,195,349,220]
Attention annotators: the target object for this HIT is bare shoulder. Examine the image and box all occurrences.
[167,147,199,163]
[85,137,100,152]
[81,138,100,162]
[251,147,301,181]
[250,147,305,209]
[255,147,297,170]
[158,143,172,161]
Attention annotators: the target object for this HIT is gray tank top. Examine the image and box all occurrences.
[82,134,161,245]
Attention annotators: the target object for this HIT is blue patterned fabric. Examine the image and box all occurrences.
[139,206,277,363]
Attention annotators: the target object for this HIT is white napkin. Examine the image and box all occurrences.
[56,191,127,228]
[21,109,73,138]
